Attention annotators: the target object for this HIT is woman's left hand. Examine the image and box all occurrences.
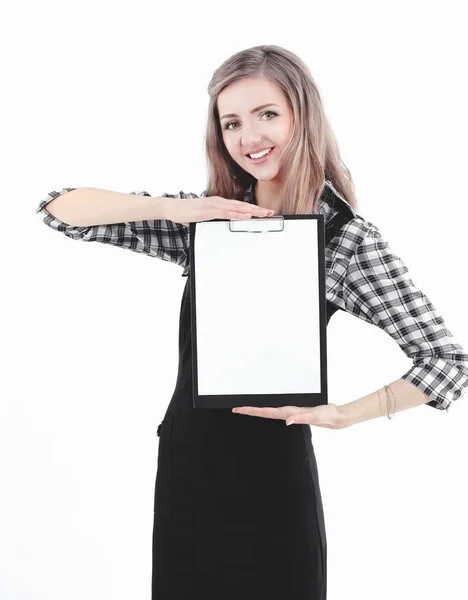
[232,403,350,429]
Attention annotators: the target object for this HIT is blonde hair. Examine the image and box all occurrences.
[202,44,358,214]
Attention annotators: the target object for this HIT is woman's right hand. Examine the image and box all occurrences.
[164,196,275,226]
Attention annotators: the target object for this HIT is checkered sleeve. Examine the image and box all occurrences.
[338,220,468,411]
[35,188,199,274]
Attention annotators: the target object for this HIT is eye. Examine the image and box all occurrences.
[223,110,278,131]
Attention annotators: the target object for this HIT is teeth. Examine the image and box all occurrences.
[249,147,273,159]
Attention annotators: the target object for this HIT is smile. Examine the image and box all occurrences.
[246,146,276,164]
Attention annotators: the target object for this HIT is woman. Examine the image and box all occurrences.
[36,45,468,599]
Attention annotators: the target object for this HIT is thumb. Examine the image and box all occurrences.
[286,411,306,426]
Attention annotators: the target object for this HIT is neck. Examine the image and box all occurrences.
[255,180,283,214]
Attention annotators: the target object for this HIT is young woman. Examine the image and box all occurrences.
[36,45,468,599]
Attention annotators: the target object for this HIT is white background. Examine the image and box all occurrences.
[2,1,467,599]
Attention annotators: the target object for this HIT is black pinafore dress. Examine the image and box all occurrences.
[152,187,354,600]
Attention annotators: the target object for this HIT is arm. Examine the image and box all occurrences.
[340,377,434,426]
[40,187,170,226]
[35,187,199,272]
[329,219,468,423]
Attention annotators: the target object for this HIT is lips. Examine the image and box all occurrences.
[244,146,274,157]
[245,146,276,164]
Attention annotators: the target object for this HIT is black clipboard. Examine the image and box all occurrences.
[189,214,328,409]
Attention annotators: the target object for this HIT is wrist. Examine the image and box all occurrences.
[338,389,384,427]
[338,402,357,427]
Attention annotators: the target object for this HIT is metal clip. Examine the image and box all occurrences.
[228,216,285,233]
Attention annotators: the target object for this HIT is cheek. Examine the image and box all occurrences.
[223,139,238,157]
[278,121,293,141]
[221,132,230,148]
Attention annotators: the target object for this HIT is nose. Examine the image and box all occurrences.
[241,128,262,147]
[241,136,263,154]
[242,135,261,144]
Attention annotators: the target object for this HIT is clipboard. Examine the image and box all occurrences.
[189,214,328,409]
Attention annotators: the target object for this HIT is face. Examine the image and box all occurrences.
[218,76,294,182]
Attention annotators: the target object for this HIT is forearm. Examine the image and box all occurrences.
[339,378,431,426]
[43,187,170,227]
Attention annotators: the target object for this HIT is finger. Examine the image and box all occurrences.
[232,406,273,418]
[223,210,253,219]
[233,406,297,420]
[225,209,274,220]
[286,408,315,426]
[223,201,274,216]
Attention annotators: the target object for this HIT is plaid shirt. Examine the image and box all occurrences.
[36,181,468,412]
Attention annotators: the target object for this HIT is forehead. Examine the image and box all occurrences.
[217,76,285,113]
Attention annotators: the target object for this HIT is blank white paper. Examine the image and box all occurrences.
[193,217,323,396]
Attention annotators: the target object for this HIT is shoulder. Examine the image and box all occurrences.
[322,181,384,260]
[319,180,358,221]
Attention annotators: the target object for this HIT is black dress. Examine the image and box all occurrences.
[152,188,355,600]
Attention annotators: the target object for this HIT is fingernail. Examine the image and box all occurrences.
[286,419,295,426]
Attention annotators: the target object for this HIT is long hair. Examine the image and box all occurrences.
[202,44,358,214]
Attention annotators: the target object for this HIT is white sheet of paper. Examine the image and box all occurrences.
[193,218,322,396]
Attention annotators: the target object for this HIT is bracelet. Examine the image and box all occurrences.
[377,384,396,419]
[384,384,396,419]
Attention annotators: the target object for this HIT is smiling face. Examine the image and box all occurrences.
[218,76,294,183]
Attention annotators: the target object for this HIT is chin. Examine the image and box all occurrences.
[255,169,281,180]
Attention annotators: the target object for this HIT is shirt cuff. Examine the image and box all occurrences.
[400,357,468,411]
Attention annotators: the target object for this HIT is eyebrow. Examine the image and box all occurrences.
[220,103,280,121]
